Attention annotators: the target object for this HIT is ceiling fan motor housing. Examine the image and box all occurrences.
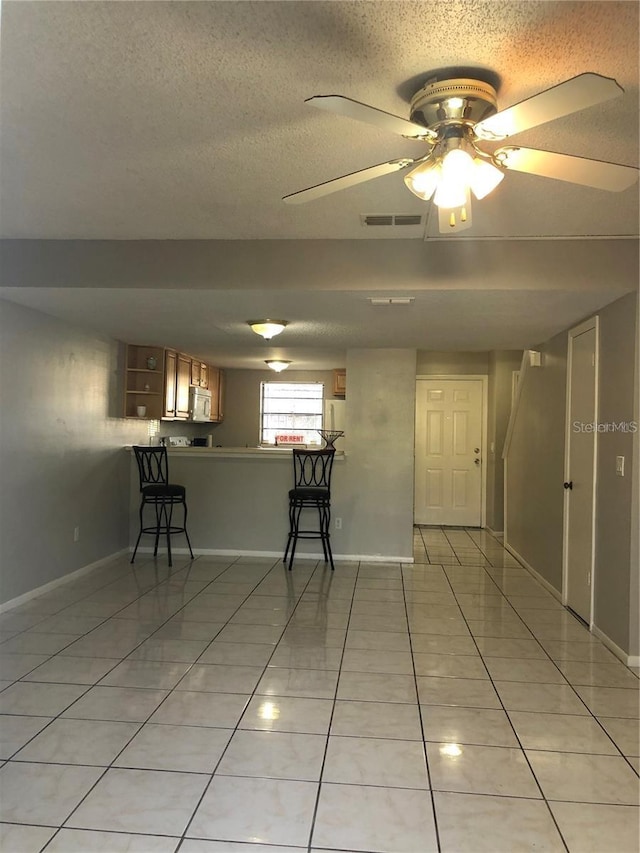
[410,78,498,132]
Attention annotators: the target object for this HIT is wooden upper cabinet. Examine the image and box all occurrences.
[190,360,208,389]
[163,349,178,419]
[175,353,191,419]
[333,369,346,396]
[208,366,221,422]
[126,344,224,421]
[124,344,165,419]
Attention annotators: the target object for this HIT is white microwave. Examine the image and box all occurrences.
[189,386,212,422]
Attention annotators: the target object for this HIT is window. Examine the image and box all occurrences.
[260,382,324,446]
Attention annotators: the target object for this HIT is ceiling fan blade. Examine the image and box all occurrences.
[496,146,639,191]
[307,95,437,141]
[283,158,415,204]
[475,73,624,141]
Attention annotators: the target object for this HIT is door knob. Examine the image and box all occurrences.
[474,458,481,466]
[474,448,480,453]
[563,481,573,490]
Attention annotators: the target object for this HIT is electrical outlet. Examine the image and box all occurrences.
[616,456,625,477]
[73,526,80,542]
[335,517,342,530]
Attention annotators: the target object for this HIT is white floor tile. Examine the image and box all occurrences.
[312,783,437,853]
[1,527,635,852]
[0,822,57,853]
[549,802,640,853]
[115,723,232,772]
[44,828,179,852]
[188,775,317,846]
[0,762,102,824]
[239,695,334,734]
[0,714,53,759]
[14,717,140,765]
[67,767,208,835]
[427,742,541,797]
[434,791,565,852]
[323,735,429,788]
[217,729,326,781]
[526,750,640,805]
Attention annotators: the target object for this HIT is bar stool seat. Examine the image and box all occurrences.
[284,448,335,571]
[131,445,193,567]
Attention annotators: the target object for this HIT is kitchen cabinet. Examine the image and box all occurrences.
[125,344,224,422]
[333,369,346,396]
[191,360,208,389]
[163,349,177,419]
[208,366,225,422]
[175,353,191,419]
[163,350,190,419]
[124,345,165,419]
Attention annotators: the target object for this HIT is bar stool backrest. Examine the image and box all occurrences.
[133,446,170,489]
[292,448,335,492]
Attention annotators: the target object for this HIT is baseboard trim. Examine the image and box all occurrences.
[133,547,413,564]
[485,526,504,539]
[0,549,129,614]
[591,623,638,668]
[504,543,638,667]
[502,542,563,602]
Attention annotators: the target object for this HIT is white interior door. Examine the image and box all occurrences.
[415,379,484,526]
[564,322,598,624]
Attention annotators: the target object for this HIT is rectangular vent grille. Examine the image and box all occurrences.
[361,214,423,227]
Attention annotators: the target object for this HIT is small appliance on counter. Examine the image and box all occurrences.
[166,436,190,447]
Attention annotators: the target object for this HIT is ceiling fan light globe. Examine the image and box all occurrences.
[441,148,474,182]
[470,159,505,200]
[433,178,467,209]
[403,161,440,200]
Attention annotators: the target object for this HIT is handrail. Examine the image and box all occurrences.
[502,350,539,460]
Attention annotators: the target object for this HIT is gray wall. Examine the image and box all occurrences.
[208,369,338,448]
[505,331,568,592]
[417,351,489,375]
[505,292,639,656]
[594,291,638,653]
[487,351,523,532]
[0,299,148,604]
[343,349,416,560]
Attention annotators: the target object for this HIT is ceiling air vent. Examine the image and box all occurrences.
[361,214,423,227]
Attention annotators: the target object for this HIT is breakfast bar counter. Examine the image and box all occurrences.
[128,447,347,559]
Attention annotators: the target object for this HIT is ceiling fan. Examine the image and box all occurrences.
[283,72,639,233]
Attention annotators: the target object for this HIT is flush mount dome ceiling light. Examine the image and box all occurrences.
[265,359,292,372]
[283,72,639,233]
[248,320,288,340]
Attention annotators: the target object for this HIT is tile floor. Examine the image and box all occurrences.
[0,527,638,852]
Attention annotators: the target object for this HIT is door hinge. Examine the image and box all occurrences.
[587,571,591,587]
[591,353,595,367]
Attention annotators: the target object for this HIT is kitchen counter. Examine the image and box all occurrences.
[128,445,347,559]
[127,446,345,459]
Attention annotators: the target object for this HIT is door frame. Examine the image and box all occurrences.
[562,316,599,627]
[415,374,488,528]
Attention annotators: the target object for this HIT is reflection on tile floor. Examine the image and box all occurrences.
[0,526,638,852]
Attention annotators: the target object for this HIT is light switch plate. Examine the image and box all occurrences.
[616,456,625,477]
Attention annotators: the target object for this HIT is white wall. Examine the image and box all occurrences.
[0,299,148,604]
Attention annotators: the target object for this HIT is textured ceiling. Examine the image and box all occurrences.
[0,1,638,368]
[1,0,638,240]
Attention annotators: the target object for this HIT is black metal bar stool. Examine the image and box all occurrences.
[131,445,193,567]
[284,448,336,571]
